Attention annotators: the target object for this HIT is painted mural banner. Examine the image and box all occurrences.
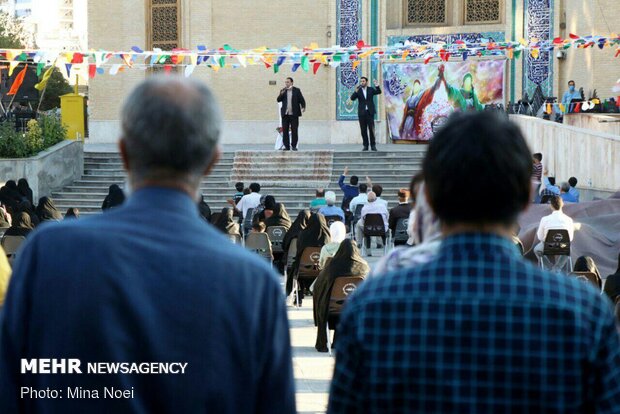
[382,60,506,141]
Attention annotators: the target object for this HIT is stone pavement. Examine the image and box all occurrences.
[287,253,382,414]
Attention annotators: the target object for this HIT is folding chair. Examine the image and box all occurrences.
[350,204,364,239]
[361,214,388,256]
[325,276,365,355]
[285,238,297,277]
[295,246,322,307]
[539,229,572,273]
[392,217,409,247]
[266,226,287,254]
[570,271,602,290]
[227,234,242,244]
[1,235,26,267]
[323,215,343,228]
[241,207,255,243]
[245,232,273,265]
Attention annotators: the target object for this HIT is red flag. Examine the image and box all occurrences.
[312,62,321,74]
[569,33,580,40]
[7,64,28,96]
[88,64,97,79]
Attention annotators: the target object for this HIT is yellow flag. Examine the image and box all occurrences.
[8,61,20,76]
[34,66,55,91]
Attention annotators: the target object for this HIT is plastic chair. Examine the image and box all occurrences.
[350,204,364,239]
[570,271,602,290]
[245,232,273,264]
[539,229,572,273]
[285,238,297,277]
[241,207,255,242]
[266,226,287,254]
[392,217,409,246]
[361,214,388,256]
[1,235,26,267]
[323,215,343,228]
[325,276,365,355]
[295,246,322,307]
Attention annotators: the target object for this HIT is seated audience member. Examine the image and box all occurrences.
[568,176,580,202]
[355,192,389,254]
[197,195,212,222]
[229,182,261,220]
[0,181,24,212]
[288,213,331,306]
[17,178,34,205]
[371,184,388,209]
[532,153,543,183]
[35,196,62,222]
[406,173,425,246]
[603,251,620,302]
[560,182,577,203]
[251,221,266,233]
[348,183,369,215]
[64,208,80,219]
[310,188,327,210]
[3,212,33,237]
[0,77,295,413]
[233,181,245,204]
[0,246,11,307]
[388,188,411,244]
[16,201,39,227]
[372,182,442,276]
[214,207,241,239]
[265,202,292,230]
[539,175,558,203]
[338,167,359,217]
[534,195,575,270]
[0,205,10,228]
[319,221,347,269]
[573,255,602,289]
[328,111,620,413]
[102,184,126,210]
[319,191,345,222]
[512,225,524,255]
[254,195,276,224]
[313,239,369,352]
[281,210,312,278]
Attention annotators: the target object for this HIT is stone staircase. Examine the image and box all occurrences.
[52,148,426,217]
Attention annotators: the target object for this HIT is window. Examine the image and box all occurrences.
[465,0,501,24]
[148,0,180,51]
[406,0,446,25]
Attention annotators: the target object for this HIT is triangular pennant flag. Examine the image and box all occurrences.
[163,65,172,74]
[109,64,122,75]
[219,56,226,68]
[36,62,45,76]
[88,64,97,79]
[8,61,20,76]
[184,65,196,77]
[276,56,286,66]
[352,60,361,70]
[273,64,279,73]
[569,33,580,40]
[312,62,321,74]
[301,56,309,72]
[65,63,72,77]
[71,53,84,64]
[329,61,341,68]
[190,54,198,66]
[97,67,105,75]
[237,55,247,67]
[291,63,300,72]
[131,46,144,53]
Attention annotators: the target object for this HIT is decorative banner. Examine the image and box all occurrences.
[382,60,506,141]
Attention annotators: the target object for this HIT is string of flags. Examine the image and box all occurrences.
[0,33,618,80]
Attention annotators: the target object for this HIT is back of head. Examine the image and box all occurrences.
[350,175,359,186]
[398,188,410,202]
[560,182,570,193]
[409,173,424,204]
[121,77,221,188]
[568,177,577,187]
[367,191,377,203]
[533,153,542,162]
[16,212,32,228]
[371,184,383,197]
[235,182,244,192]
[249,183,261,193]
[64,208,79,219]
[548,177,556,186]
[17,178,30,190]
[423,112,531,226]
[316,188,325,198]
[264,195,277,210]
[329,221,346,243]
[325,191,336,206]
[358,183,368,193]
[252,221,266,232]
[550,195,563,211]
[574,256,599,275]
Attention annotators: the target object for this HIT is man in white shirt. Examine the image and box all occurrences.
[355,192,389,252]
[229,182,262,219]
[349,183,369,215]
[534,195,575,271]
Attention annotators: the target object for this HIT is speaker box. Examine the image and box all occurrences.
[0,64,40,102]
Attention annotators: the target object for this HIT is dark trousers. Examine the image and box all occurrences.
[359,113,376,148]
[282,115,299,149]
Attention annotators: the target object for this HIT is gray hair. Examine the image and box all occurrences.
[121,76,222,187]
[367,191,377,202]
[325,191,336,205]
[560,182,570,193]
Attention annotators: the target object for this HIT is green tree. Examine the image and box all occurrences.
[39,67,72,111]
[0,11,32,48]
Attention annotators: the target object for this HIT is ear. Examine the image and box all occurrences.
[203,146,222,177]
[118,138,130,172]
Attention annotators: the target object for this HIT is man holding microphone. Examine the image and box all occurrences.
[350,76,382,151]
[277,77,306,151]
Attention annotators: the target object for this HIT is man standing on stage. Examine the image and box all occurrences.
[277,77,306,151]
[350,76,382,151]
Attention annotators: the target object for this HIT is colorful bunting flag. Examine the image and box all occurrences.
[7,64,28,96]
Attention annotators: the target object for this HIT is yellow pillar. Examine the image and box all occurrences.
[60,93,86,141]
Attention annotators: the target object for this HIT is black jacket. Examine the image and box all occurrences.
[351,86,382,116]
[277,86,306,117]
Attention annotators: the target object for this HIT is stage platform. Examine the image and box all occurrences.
[84,143,428,153]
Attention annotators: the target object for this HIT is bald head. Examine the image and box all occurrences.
[367,191,377,202]
[120,76,222,191]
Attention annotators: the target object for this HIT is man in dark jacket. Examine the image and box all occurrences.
[350,76,382,151]
[277,77,306,151]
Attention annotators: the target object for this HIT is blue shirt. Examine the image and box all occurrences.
[562,89,582,105]
[338,175,359,209]
[329,233,620,413]
[318,205,345,221]
[569,186,580,202]
[0,187,295,414]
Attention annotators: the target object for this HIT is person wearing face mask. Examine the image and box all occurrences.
[562,80,582,106]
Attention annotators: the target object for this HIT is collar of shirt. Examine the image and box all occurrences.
[439,232,519,258]
[126,187,199,217]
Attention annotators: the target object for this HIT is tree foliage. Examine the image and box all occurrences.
[39,67,73,111]
[0,11,33,49]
